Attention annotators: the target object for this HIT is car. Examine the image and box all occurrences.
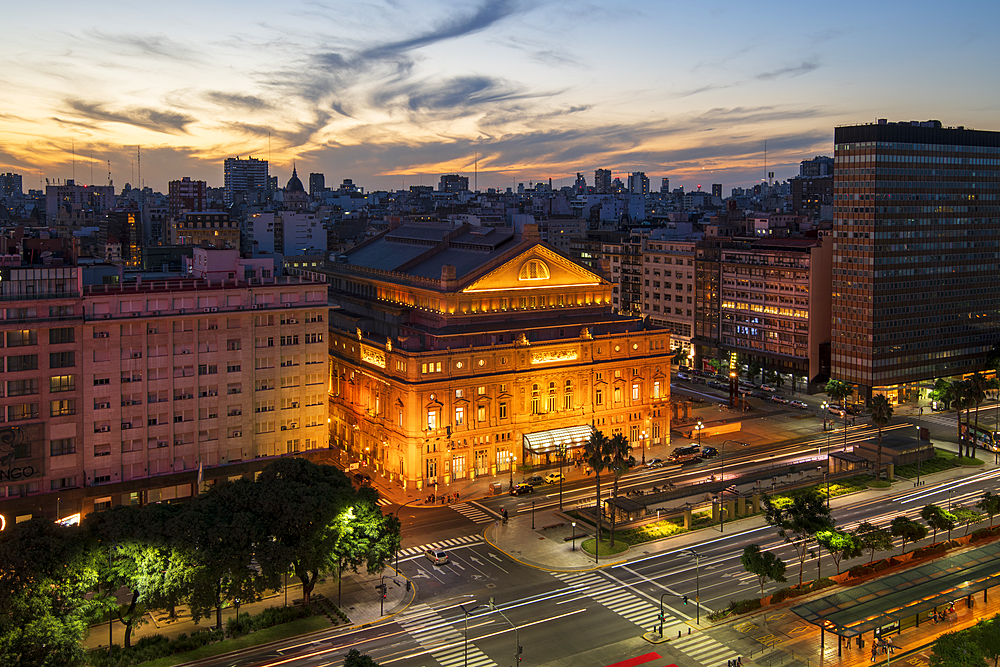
[510,483,533,496]
[789,400,808,409]
[771,395,789,404]
[759,384,776,392]
[708,380,726,389]
[353,472,372,485]
[646,458,663,467]
[425,550,449,565]
[701,446,719,459]
[543,472,565,484]
[677,372,691,381]
[752,390,770,399]
[524,475,545,486]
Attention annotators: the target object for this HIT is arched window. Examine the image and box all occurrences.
[518,260,550,281]
[547,381,557,412]
[531,383,540,415]
[563,379,573,410]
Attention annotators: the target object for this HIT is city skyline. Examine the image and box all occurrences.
[2,0,998,193]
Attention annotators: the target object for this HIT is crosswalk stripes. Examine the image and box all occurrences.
[550,571,674,632]
[669,632,740,667]
[451,502,494,524]
[396,603,498,667]
[397,534,485,558]
[376,498,393,506]
[919,413,957,428]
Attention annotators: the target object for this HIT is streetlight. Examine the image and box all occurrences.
[558,441,566,510]
[571,522,577,551]
[915,421,922,488]
[695,419,703,450]
[683,548,701,624]
[640,430,647,465]
[821,401,829,431]
[719,440,746,484]
[395,498,419,570]
[459,603,480,667]
[509,454,516,490]
[488,597,521,666]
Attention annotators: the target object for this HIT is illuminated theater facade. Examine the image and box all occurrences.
[326,221,671,491]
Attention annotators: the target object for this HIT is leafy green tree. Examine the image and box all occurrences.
[253,458,357,605]
[761,488,834,585]
[870,395,893,479]
[973,614,1000,667]
[978,492,1000,528]
[344,648,383,667]
[825,379,854,450]
[952,506,986,536]
[922,504,949,542]
[930,629,987,667]
[816,529,862,575]
[740,544,786,598]
[890,516,927,554]
[335,486,401,579]
[854,521,893,563]
[0,519,96,667]
[606,433,632,547]
[584,429,611,549]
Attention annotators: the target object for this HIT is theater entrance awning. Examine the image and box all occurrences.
[523,425,595,455]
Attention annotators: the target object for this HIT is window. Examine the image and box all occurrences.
[455,389,464,398]
[653,381,661,399]
[531,384,540,415]
[632,384,640,401]
[227,339,241,351]
[596,389,603,406]
[50,476,76,491]
[50,438,76,456]
[94,377,110,386]
[50,351,75,369]
[198,364,218,375]
[478,405,486,422]
[227,363,242,373]
[478,386,486,395]
[455,406,465,425]
[8,403,38,421]
[50,376,75,393]
[547,382,557,413]
[427,410,438,431]
[7,330,37,347]
[422,362,443,374]
[8,379,38,396]
[256,336,274,348]
[614,387,622,403]
[305,333,323,344]
[48,328,74,345]
[499,401,507,419]
[564,380,573,410]
[280,335,299,346]
[8,354,37,372]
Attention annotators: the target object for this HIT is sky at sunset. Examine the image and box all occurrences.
[2,0,999,194]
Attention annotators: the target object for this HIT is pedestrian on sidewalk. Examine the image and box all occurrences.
[871,644,877,663]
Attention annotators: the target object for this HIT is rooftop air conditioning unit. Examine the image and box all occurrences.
[98,331,110,337]
[102,314,111,319]
[97,402,110,409]
[236,306,243,311]
[121,422,132,429]
[98,425,110,432]
[132,312,141,317]
[174,440,184,446]
[210,307,218,312]
[179,309,186,314]
[148,329,156,334]
[232,431,242,437]
[132,352,142,358]
[204,308,211,313]
[290,422,298,429]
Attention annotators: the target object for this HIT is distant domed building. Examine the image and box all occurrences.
[284,165,309,211]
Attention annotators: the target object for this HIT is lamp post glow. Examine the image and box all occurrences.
[684,548,701,624]
[640,430,647,465]
[509,454,516,489]
[695,419,703,450]
[571,521,577,551]
[459,603,480,667]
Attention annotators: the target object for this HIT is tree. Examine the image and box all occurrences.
[951,380,973,457]
[854,521,893,563]
[890,516,927,554]
[930,630,988,667]
[606,433,632,548]
[584,430,611,547]
[869,395,894,479]
[816,530,862,575]
[952,506,985,537]
[761,488,835,585]
[978,492,1000,528]
[825,379,854,451]
[344,649,383,667]
[740,545,786,598]
[973,614,1000,667]
[968,373,990,460]
[922,504,951,542]
[0,519,96,667]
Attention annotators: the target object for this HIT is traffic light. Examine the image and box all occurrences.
[682,595,689,605]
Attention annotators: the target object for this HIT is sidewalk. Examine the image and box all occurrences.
[83,563,415,652]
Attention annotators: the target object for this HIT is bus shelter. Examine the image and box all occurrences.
[791,540,1000,654]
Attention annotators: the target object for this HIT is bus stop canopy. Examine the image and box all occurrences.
[523,424,594,455]
[792,540,1000,638]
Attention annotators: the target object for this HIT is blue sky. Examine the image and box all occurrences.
[2,0,998,194]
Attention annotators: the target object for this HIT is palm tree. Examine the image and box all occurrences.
[606,433,632,548]
[825,379,854,451]
[584,430,611,554]
[870,395,893,480]
[968,373,989,460]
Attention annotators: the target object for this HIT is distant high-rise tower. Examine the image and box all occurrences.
[627,172,649,196]
[309,172,325,196]
[223,156,268,206]
[439,174,469,193]
[660,177,670,194]
[168,177,206,220]
[800,156,834,177]
[0,173,23,198]
[711,183,723,199]
[574,172,587,193]
[595,169,612,194]
[831,119,1000,402]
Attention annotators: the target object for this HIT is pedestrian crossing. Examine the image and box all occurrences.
[550,571,677,632]
[668,632,740,666]
[396,603,498,667]
[376,498,393,506]
[918,413,957,428]
[451,502,494,524]
[397,534,485,558]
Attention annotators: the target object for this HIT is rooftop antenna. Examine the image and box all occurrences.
[137,145,141,191]
[72,139,75,181]
[107,159,112,188]
[475,151,478,192]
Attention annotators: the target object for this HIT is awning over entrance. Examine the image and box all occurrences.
[792,540,1000,638]
[523,425,594,455]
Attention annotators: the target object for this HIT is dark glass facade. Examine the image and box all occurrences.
[832,121,1000,401]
